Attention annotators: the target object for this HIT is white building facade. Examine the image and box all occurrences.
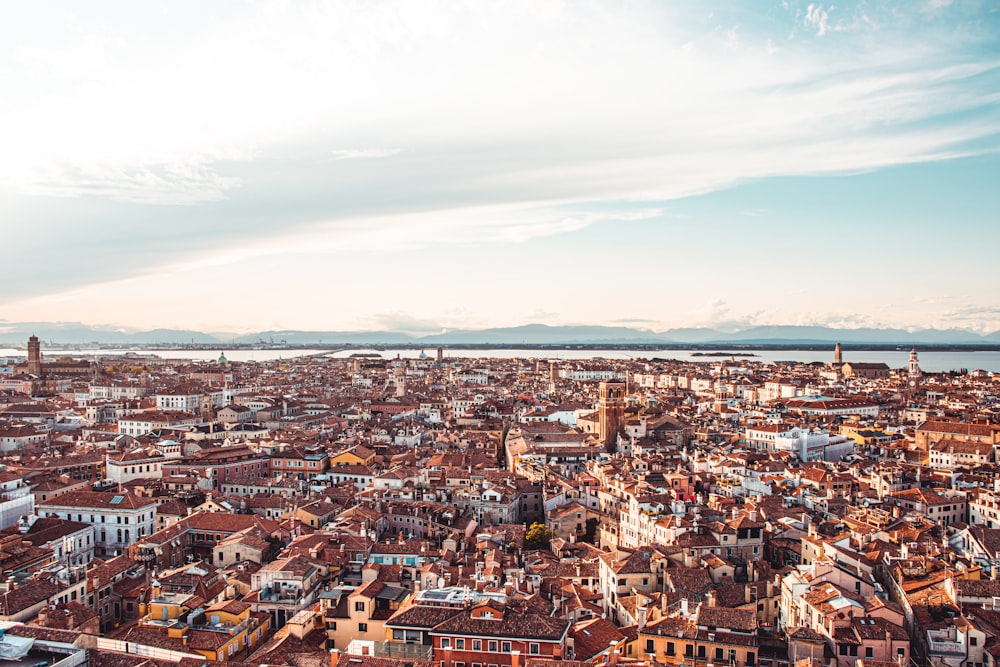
[37,491,157,557]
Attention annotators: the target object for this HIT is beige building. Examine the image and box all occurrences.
[548,501,600,543]
[928,438,993,467]
[916,420,1000,460]
[323,579,411,649]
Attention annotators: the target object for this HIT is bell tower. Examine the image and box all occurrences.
[394,365,407,397]
[908,348,921,391]
[27,335,42,376]
[598,380,626,451]
[201,394,215,422]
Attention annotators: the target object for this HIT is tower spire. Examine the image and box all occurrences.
[905,348,922,401]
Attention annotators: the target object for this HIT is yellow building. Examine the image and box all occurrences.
[638,606,760,667]
[329,445,376,467]
[839,423,892,447]
[136,592,272,661]
[323,579,410,649]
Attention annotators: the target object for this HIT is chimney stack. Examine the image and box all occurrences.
[608,641,619,666]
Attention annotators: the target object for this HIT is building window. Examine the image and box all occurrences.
[488,641,498,652]
[355,601,365,612]
[529,644,540,655]
[501,642,511,653]
[358,623,367,633]
[646,640,655,654]
[667,642,675,657]
[866,648,874,658]
[472,640,482,652]
[441,639,450,649]
[456,639,465,650]
[715,649,724,661]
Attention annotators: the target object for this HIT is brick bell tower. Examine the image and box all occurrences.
[27,335,42,376]
[598,380,626,451]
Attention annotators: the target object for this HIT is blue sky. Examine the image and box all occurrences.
[1,0,998,334]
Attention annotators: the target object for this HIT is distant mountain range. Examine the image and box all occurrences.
[1,321,999,347]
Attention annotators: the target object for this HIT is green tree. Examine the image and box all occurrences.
[524,522,554,551]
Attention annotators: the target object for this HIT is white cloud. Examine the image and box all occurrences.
[330,148,402,161]
[0,2,997,331]
[805,4,832,36]
[362,312,449,334]
[1,1,995,211]
[935,305,1000,333]
[724,27,741,50]
[165,205,665,268]
[689,300,765,332]
[16,159,241,205]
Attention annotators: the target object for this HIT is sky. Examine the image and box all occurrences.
[1,0,999,336]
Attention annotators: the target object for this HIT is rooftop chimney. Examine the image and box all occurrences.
[608,641,619,666]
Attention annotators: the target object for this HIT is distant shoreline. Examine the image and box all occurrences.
[13,342,1000,353]
[690,352,758,357]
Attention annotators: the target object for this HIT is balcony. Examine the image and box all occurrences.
[677,659,736,667]
[927,640,965,656]
[371,642,433,661]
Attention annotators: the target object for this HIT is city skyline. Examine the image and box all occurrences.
[2,1,999,335]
